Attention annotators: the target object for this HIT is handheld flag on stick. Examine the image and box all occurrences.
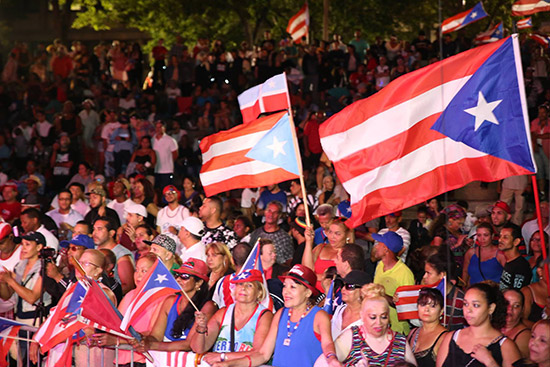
[238,73,290,124]
[287,3,309,44]
[395,278,446,320]
[441,2,488,34]
[474,22,504,44]
[319,35,537,228]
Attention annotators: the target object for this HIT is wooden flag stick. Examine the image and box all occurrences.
[178,283,200,312]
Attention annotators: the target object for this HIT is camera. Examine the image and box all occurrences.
[39,248,56,263]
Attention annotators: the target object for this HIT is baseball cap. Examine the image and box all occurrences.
[343,270,372,287]
[174,258,209,282]
[180,217,205,237]
[87,187,107,197]
[21,231,46,246]
[372,231,403,254]
[60,234,95,249]
[1,180,18,192]
[125,202,147,217]
[163,185,180,197]
[116,178,131,192]
[0,223,12,241]
[230,269,263,284]
[279,264,320,296]
[489,200,511,215]
[145,233,177,254]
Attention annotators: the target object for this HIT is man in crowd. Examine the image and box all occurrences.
[367,211,411,263]
[157,185,190,235]
[20,207,59,250]
[152,121,178,189]
[499,224,531,290]
[314,204,334,245]
[84,186,121,228]
[255,184,287,216]
[0,223,20,318]
[249,201,293,265]
[107,178,133,224]
[0,181,21,224]
[199,196,238,249]
[46,189,84,238]
[490,200,512,240]
[178,216,206,262]
[92,216,134,294]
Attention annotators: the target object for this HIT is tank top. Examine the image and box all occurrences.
[411,328,447,367]
[272,306,323,367]
[527,286,545,322]
[442,329,506,367]
[112,244,135,283]
[164,294,192,341]
[314,244,336,289]
[212,303,268,352]
[468,252,503,284]
[343,325,407,367]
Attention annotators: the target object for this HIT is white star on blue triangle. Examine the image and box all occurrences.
[245,113,300,175]
[155,274,168,284]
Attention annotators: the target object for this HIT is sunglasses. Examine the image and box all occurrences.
[175,273,191,280]
[344,283,362,290]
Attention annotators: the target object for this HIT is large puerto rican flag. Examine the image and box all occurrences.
[286,3,309,44]
[441,2,488,34]
[512,0,550,16]
[319,35,537,228]
[237,73,290,124]
[200,111,301,197]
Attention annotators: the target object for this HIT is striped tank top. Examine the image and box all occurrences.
[343,325,407,367]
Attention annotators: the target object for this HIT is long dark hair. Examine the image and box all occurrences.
[467,281,507,330]
[170,276,209,339]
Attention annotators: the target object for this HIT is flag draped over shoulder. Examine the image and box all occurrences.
[286,3,309,44]
[319,35,537,228]
[474,22,503,44]
[237,73,290,124]
[200,111,301,197]
[441,2,488,34]
[120,258,180,331]
[395,279,446,320]
[512,0,550,16]
[0,317,26,367]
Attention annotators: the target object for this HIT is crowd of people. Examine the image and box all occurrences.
[0,28,549,367]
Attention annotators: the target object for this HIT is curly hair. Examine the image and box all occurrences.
[170,276,209,339]
[467,281,507,330]
[361,283,387,307]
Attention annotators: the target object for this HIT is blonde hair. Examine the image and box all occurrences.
[206,242,235,272]
[361,283,389,308]
[328,219,356,243]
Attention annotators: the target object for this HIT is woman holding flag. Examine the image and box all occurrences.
[190,269,273,365]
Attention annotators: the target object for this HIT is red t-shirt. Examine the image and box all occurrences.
[152,46,168,61]
[0,201,21,222]
[303,119,323,154]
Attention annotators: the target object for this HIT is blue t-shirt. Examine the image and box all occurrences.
[257,190,287,211]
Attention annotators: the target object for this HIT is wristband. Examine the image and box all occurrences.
[325,352,336,360]
[245,355,252,367]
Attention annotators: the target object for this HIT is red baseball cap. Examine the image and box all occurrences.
[0,222,12,240]
[279,264,320,296]
[490,200,511,214]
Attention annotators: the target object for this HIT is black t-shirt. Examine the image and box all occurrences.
[500,255,532,290]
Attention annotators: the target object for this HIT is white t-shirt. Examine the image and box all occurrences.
[46,209,84,229]
[37,225,59,251]
[156,205,190,233]
[241,188,260,208]
[35,120,52,138]
[180,241,206,263]
[107,198,134,225]
[101,122,121,152]
[153,133,178,174]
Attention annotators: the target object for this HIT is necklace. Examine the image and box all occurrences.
[165,205,181,219]
[283,305,311,346]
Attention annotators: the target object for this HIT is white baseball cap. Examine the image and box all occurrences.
[125,202,147,217]
[180,217,205,237]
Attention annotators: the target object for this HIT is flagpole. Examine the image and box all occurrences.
[531,176,550,294]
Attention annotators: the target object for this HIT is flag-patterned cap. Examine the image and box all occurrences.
[230,269,263,284]
[174,258,209,282]
[279,264,319,296]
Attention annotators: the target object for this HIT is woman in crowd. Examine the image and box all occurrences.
[429,204,467,268]
[131,177,158,226]
[407,288,447,367]
[331,270,371,339]
[206,242,235,291]
[436,282,521,367]
[182,176,203,208]
[93,254,161,367]
[318,175,338,206]
[527,231,547,282]
[522,256,549,325]
[134,223,154,261]
[333,283,416,366]
[129,136,156,177]
[501,289,531,359]
[143,258,217,349]
[422,251,465,330]
[0,232,52,365]
[303,219,352,288]
[191,269,273,365]
[212,264,340,367]
[528,320,550,367]
[425,197,442,221]
[463,223,505,286]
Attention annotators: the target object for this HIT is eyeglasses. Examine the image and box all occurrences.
[69,246,83,252]
[344,283,362,290]
[175,273,191,280]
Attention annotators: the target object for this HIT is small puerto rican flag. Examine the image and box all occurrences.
[530,33,550,48]
[441,2,488,34]
[395,278,446,320]
[474,22,504,45]
[516,17,533,29]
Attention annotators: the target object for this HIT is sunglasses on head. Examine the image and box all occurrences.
[344,283,362,290]
[175,273,191,280]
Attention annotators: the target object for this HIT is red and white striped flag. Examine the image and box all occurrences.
[200,111,301,197]
[530,33,550,48]
[512,0,550,16]
[287,3,309,44]
[237,73,290,124]
[395,278,446,320]
[319,36,536,228]
[474,22,503,45]
[516,17,533,29]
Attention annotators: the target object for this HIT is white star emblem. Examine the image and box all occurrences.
[346,207,352,214]
[470,11,477,18]
[236,272,249,280]
[78,296,84,304]
[268,81,276,88]
[155,274,168,284]
[266,136,287,158]
[464,91,502,131]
